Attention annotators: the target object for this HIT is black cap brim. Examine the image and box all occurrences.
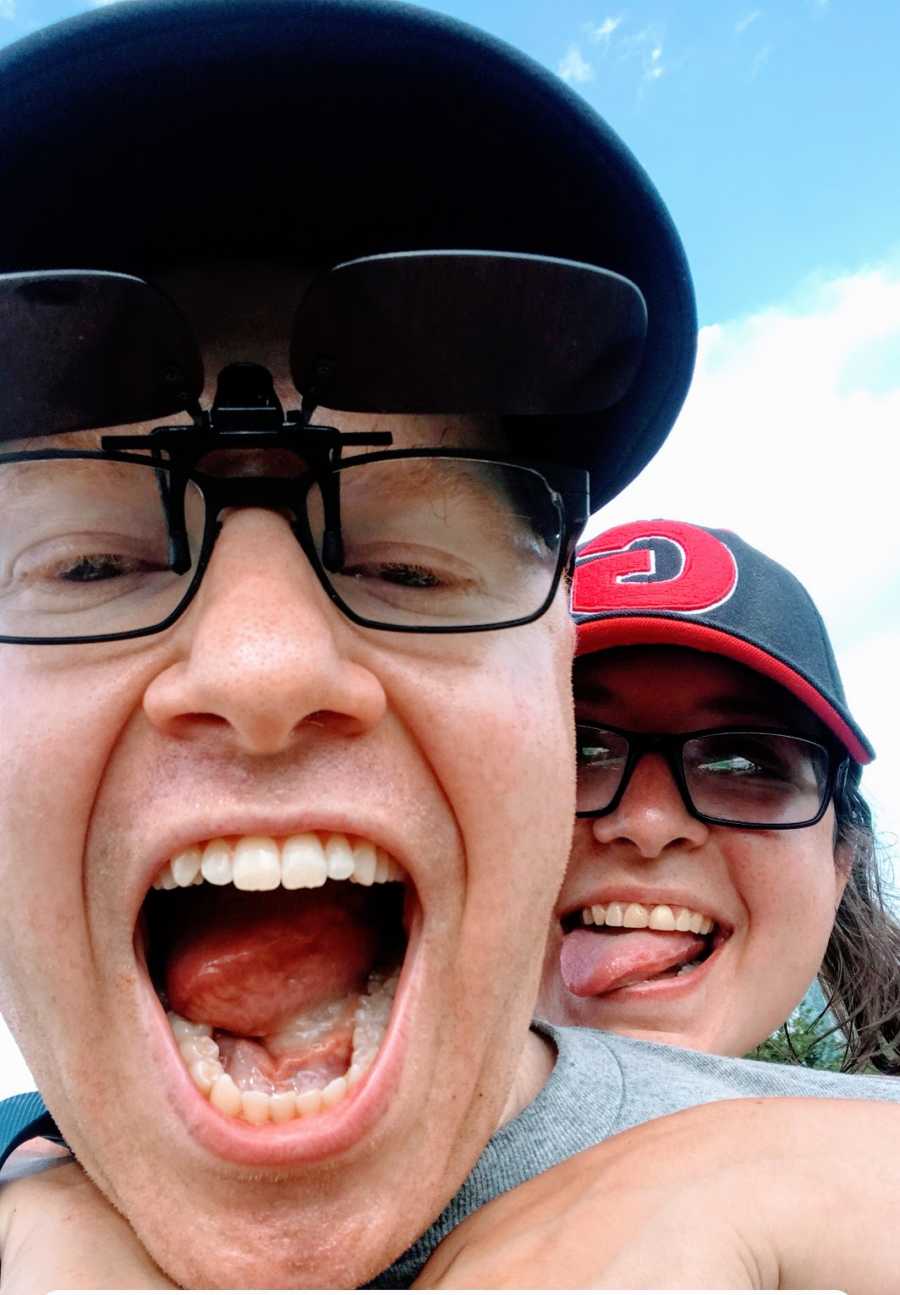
[0,0,697,508]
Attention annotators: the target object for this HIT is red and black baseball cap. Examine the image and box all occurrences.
[572,519,874,764]
[0,0,696,511]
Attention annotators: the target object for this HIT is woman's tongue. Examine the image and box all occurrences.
[560,927,707,996]
[163,887,379,1037]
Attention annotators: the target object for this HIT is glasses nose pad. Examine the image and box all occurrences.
[314,473,345,573]
[156,468,192,575]
[321,527,344,573]
[285,511,342,577]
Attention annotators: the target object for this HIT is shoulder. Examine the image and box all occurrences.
[539,1026,900,1134]
[616,1036,899,1100]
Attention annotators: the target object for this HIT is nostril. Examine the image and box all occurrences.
[300,712,329,729]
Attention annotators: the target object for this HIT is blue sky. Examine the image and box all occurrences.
[3,1,897,326]
[435,0,900,327]
[1,1,898,1093]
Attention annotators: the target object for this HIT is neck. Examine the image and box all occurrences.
[497,1025,556,1130]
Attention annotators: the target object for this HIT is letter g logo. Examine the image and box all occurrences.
[572,520,738,615]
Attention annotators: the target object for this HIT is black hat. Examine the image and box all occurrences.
[572,518,873,764]
[0,0,696,510]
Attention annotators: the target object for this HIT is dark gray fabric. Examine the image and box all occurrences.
[369,1021,899,1286]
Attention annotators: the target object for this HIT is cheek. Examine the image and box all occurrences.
[0,654,144,837]
[729,827,841,972]
[390,618,574,922]
[0,654,150,1012]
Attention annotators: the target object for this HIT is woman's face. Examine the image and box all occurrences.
[537,645,849,1056]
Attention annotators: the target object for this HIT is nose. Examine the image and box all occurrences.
[142,509,387,755]
[590,753,709,858]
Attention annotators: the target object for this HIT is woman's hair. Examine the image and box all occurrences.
[807,770,900,1074]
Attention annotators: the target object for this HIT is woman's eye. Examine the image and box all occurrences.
[697,753,785,779]
[575,735,624,768]
[700,755,759,774]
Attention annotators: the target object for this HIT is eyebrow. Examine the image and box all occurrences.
[699,692,797,726]
[1,430,105,453]
[573,682,804,730]
[708,697,829,744]
[573,679,614,705]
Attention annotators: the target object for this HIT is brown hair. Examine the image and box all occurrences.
[810,774,900,1074]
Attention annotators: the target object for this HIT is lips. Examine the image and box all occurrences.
[559,897,730,997]
[137,830,414,1145]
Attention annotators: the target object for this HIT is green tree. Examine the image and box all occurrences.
[748,990,847,1071]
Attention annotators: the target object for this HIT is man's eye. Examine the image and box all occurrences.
[57,553,153,582]
[343,561,444,589]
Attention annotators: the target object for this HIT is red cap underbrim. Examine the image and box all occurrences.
[575,615,873,765]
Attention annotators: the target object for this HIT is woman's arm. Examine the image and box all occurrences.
[417,1096,900,1290]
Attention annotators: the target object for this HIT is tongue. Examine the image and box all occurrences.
[163,886,380,1037]
[560,927,707,997]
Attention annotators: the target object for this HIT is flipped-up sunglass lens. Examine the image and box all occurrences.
[0,255,647,444]
[0,450,568,643]
[576,725,834,829]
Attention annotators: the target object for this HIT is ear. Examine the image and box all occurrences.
[832,836,853,907]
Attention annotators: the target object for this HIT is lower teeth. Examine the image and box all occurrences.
[169,970,399,1125]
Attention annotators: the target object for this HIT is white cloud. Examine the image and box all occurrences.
[646,44,665,80]
[615,24,667,85]
[558,44,594,85]
[750,43,772,79]
[736,10,763,35]
[840,630,900,890]
[585,15,622,44]
[589,260,900,873]
[0,1017,34,1101]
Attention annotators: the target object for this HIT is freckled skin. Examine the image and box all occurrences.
[0,263,575,1290]
[538,646,847,1057]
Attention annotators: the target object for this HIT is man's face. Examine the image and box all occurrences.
[0,265,575,1288]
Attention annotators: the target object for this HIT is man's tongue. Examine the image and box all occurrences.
[560,926,707,996]
[163,886,379,1036]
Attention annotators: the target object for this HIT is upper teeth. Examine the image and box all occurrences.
[152,833,405,892]
[580,901,715,935]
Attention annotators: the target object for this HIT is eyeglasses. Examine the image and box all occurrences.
[0,438,587,645]
[576,723,843,829]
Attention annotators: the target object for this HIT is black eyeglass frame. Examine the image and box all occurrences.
[575,721,847,830]
[0,440,589,645]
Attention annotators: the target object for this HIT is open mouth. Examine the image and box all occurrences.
[139,833,408,1127]
[559,901,728,997]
